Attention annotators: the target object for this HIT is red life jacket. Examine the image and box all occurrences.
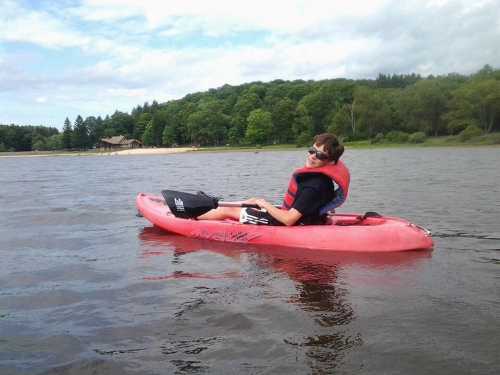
[282,160,350,215]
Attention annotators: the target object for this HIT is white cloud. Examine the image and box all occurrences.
[1,0,500,126]
[0,1,89,49]
[35,96,47,103]
[75,0,392,36]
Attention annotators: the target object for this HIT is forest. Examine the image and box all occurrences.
[1,65,500,152]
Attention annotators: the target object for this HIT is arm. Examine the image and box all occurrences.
[245,198,302,226]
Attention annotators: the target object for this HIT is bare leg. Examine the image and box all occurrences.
[197,206,242,221]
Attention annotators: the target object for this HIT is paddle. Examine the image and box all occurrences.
[162,190,260,218]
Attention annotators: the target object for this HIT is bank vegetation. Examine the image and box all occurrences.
[2,65,500,152]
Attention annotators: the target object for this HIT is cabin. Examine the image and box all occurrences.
[99,136,143,151]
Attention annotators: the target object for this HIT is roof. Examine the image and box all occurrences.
[100,136,127,145]
[100,136,142,145]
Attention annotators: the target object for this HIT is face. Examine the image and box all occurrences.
[306,143,330,168]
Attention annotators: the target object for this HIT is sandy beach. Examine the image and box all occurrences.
[102,147,197,156]
[0,147,198,158]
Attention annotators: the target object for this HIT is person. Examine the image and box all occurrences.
[197,133,350,226]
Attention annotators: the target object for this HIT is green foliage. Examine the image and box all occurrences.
[162,124,177,146]
[489,133,500,144]
[385,131,410,143]
[0,124,59,151]
[32,134,47,150]
[292,103,314,143]
[408,131,427,143]
[245,109,273,145]
[134,113,151,140]
[375,73,422,88]
[353,86,393,137]
[447,78,500,134]
[149,111,168,146]
[142,122,154,146]
[300,86,337,134]
[458,125,482,142]
[270,98,296,143]
[187,99,230,145]
[4,65,500,151]
[371,133,385,144]
[46,134,63,150]
[62,117,72,149]
[328,105,351,138]
[84,116,103,146]
[296,132,312,146]
[72,115,90,150]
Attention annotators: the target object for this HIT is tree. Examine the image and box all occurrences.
[142,121,154,146]
[353,87,393,138]
[62,117,72,149]
[245,109,273,145]
[187,100,230,145]
[409,79,451,136]
[229,92,262,143]
[299,87,334,134]
[72,115,89,149]
[446,78,500,134]
[85,116,103,148]
[135,113,152,141]
[110,111,135,138]
[292,103,314,145]
[328,105,351,138]
[270,98,296,143]
[46,134,63,150]
[162,124,177,146]
[159,101,194,146]
[150,111,168,146]
[31,133,47,150]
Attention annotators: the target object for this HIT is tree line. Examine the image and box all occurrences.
[1,65,500,152]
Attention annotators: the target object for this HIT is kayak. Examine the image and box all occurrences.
[136,193,434,252]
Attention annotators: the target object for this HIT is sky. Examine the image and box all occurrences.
[1,0,500,128]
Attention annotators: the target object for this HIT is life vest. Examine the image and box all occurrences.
[282,160,350,215]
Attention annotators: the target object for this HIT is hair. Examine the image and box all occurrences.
[313,133,344,164]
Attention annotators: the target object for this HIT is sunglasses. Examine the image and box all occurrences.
[308,147,329,161]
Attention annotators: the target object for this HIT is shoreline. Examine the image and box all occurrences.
[0,147,198,158]
[1,139,499,158]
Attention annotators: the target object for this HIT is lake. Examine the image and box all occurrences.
[1,147,499,374]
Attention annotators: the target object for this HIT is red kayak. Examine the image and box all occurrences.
[136,193,433,252]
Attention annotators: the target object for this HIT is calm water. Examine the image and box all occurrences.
[1,148,499,374]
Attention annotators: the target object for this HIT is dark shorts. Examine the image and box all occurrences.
[239,208,283,226]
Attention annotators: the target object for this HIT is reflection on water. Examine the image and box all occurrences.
[138,226,432,372]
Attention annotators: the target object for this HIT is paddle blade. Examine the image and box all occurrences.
[161,190,218,218]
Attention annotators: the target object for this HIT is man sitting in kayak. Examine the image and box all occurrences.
[197,133,350,226]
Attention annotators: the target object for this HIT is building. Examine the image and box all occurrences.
[99,136,143,151]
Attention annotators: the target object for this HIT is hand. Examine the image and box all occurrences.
[243,197,270,209]
[254,198,269,209]
[243,197,258,205]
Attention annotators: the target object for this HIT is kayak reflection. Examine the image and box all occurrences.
[138,226,432,371]
[138,226,432,281]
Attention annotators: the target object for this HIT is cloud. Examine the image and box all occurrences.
[0,1,90,49]
[1,0,500,126]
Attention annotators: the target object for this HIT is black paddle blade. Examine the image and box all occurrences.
[161,190,219,218]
